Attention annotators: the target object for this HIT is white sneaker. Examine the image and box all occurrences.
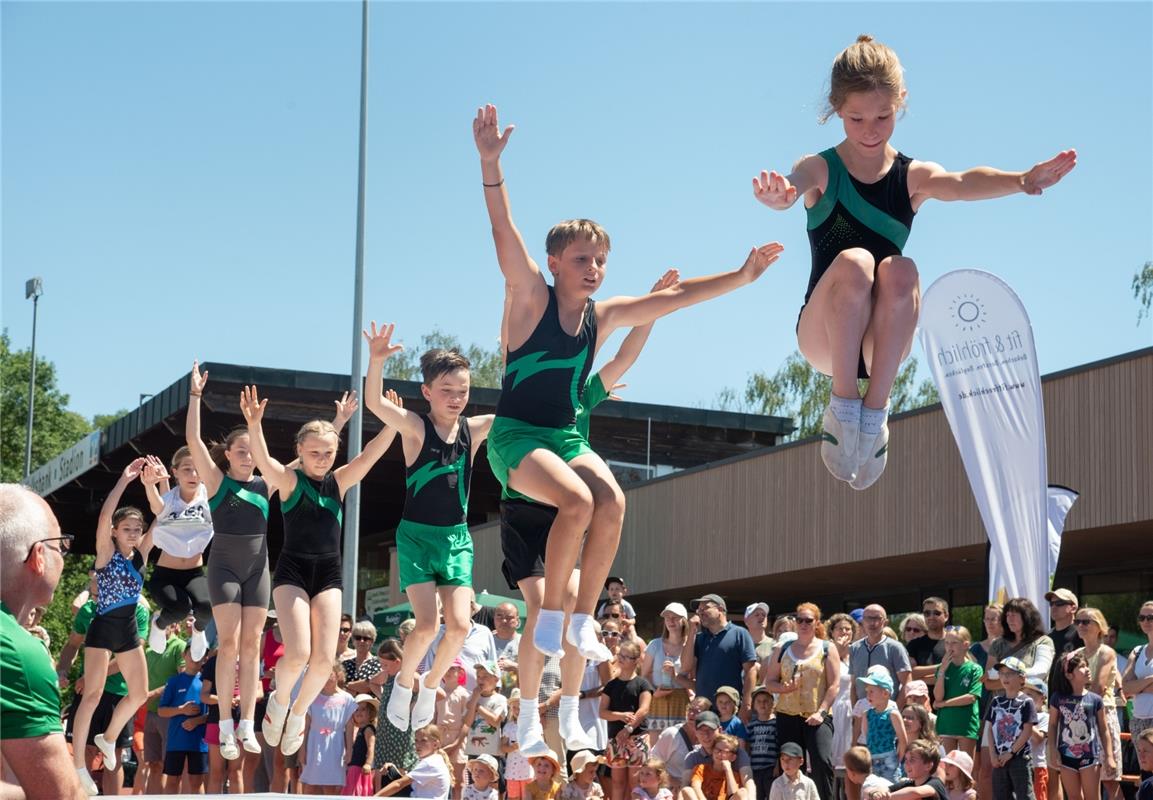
[238,726,262,754]
[93,732,117,770]
[148,612,167,654]
[77,768,99,796]
[280,711,307,755]
[189,628,208,662]
[850,422,889,491]
[219,731,240,760]
[820,405,859,482]
[262,692,288,747]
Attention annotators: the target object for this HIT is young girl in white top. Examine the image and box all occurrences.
[378,724,453,799]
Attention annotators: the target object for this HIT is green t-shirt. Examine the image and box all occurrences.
[935,660,984,739]
[145,636,187,712]
[0,601,63,739]
[72,600,150,697]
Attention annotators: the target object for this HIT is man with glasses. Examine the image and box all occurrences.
[907,597,949,685]
[652,697,713,790]
[680,595,756,722]
[849,604,911,705]
[1044,588,1083,656]
[0,484,86,799]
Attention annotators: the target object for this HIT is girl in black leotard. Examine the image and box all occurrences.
[753,34,1076,491]
[240,384,397,759]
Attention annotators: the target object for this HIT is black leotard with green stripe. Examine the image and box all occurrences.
[496,285,598,429]
[805,147,915,304]
[208,475,269,536]
[402,414,473,527]
[280,470,343,557]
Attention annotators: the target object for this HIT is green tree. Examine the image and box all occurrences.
[718,351,939,438]
[380,328,503,388]
[0,331,92,482]
[1134,260,1153,325]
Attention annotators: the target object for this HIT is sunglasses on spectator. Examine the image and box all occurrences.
[24,534,74,561]
[602,631,621,638]
[1051,600,1074,607]
[1074,619,1095,626]
[923,609,945,617]
[795,617,816,625]
[354,634,374,641]
[1139,614,1153,623]
[905,626,925,633]
[944,626,963,632]
[340,628,352,635]
[603,613,622,619]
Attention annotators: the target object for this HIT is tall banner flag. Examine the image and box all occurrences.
[1046,485,1080,586]
[917,270,1049,611]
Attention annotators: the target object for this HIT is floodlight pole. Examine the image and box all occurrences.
[23,278,43,480]
[342,0,370,617]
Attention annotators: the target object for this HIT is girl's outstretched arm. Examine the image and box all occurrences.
[96,457,146,564]
[752,155,828,210]
[910,149,1076,205]
[239,385,297,499]
[334,391,402,497]
[185,361,223,496]
[140,456,169,516]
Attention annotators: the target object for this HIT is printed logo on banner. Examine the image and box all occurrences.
[950,294,988,332]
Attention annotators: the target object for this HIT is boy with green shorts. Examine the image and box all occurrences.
[363,323,494,731]
[474,102,783,755]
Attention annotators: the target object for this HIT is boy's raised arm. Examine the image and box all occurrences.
[474,104,547,298]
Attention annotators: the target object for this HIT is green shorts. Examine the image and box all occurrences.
[487,417,594,493]
[395,520,474,592]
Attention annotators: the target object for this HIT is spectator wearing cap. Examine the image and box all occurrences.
[0,484,86,800]
[744,604,775,680]
[848,611,866,641]
[714,686,750,743]
[907,598,950,685]
[849,605,912,707]
[561,749,606,800]
[763,603,841,800]
[597,578,637,621]
[1044,589,1083,657]
[681,595,757,724]
[1021,676,1050,800]
[644,602,694,731]
[652,697,713,790]
[464,660,510,762]
[681,711,757,800]
[769,742,819,800]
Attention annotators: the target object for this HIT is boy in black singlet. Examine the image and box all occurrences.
[474,102,783,756]
[362,324,494,733]
[753,35,1075,490]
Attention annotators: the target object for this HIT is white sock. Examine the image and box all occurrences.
[411,677,439,727]
[567,613,611,661]
[218,718,235,738]
[558,695,580,740]
[518,701,542,744]
[860,404,889,435]
[237,719,253,738]
[533,609,565,656]
[830,394,862,425]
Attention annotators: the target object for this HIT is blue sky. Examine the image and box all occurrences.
[3,1,1151,422]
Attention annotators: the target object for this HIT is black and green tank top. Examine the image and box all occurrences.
[280,469,343,556]
[805,147,915,304]
[208,475,269,536]
[497,285,598,429]
[401,414,473,527]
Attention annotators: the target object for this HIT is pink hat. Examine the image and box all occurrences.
[941,750,974,783]
[904,680,930,698]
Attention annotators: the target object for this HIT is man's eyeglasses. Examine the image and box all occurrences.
[863,615,884,623]
[25,534,74,562]
[923,609,945,617]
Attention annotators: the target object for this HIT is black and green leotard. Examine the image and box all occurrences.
[207,475,271,608]
[395,415,475,591]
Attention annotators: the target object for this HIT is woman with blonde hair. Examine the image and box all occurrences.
[643,603,693,733]
[1074,607,1122,800]
[763,602,840,800]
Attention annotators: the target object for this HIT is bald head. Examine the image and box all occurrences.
[0,484,64,616]
[494,602,520,636]
[862,604,888,641]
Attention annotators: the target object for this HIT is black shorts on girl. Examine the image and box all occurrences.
[272,552,343,598]
[84,606,141,653]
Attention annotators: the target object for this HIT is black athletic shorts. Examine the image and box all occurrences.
[164,749,209,776]
[272,551,342,598]
[84,607,141,653]
[499,499,557,590]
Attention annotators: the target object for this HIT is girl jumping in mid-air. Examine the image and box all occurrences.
[241,385,397,757]
[753,34,1076,489]
[72,457,153,795]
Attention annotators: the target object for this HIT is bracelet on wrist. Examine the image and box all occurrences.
[483,179,504,188]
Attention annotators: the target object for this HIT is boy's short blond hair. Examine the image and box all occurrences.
[545,219,611,257]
